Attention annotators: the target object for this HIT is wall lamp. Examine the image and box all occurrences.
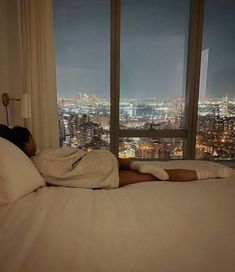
[1,92,31,126]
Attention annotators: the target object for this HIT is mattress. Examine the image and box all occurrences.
[0,172,235,272]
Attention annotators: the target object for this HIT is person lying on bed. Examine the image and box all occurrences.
[1,125,231,188]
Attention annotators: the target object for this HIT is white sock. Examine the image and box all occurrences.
[130,161,169,181]
[196,167,232,180]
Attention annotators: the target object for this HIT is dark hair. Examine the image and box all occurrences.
[0,124,11,140]
[9,126,32,151]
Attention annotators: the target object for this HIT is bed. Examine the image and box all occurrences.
[0,137,235,272]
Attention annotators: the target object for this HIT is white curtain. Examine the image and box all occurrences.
[20,0,59,151]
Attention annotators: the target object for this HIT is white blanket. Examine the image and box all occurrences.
[31,148,119,189]
[0,172,235,272]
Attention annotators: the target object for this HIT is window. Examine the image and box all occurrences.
[119,137,184,159]
[119,0,189,158]
[196,0,235,160]
[53,0,234,161]
[54,0,110,149]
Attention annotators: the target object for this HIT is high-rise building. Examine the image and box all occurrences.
[220,95,229,117]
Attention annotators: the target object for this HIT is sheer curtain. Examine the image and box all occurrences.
[20,0,59,151]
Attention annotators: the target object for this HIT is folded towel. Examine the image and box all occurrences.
[196,166,232,180]
[130,160,232,181]
[130,161,169,180]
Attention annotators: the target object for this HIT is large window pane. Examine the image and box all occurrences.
[196,0,235,160]
[120,0,190,130]
[53,0,110,149]
[119,137,183,159]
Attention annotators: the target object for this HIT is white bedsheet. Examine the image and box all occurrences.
[0,172,235,272]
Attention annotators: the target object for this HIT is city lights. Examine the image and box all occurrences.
[58,93,234,160]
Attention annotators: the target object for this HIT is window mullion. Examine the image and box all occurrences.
[119,129,187,139]
[110,0,120,156]
[184,0,205,159]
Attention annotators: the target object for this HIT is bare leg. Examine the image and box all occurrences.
[166,169,198,181]
[118,168,198,187]
[118,158,133,170]
[118,159,198,186]
[119,170,156,187]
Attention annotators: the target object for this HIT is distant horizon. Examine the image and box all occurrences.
[57,92,234,101]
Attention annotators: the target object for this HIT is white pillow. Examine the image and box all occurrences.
[0,137,45,205]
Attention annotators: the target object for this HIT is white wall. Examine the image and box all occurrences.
[0,0,23,127]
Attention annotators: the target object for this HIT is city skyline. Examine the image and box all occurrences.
[58,93,234,160]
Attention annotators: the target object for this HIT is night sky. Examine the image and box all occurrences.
[53,0,235,99]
